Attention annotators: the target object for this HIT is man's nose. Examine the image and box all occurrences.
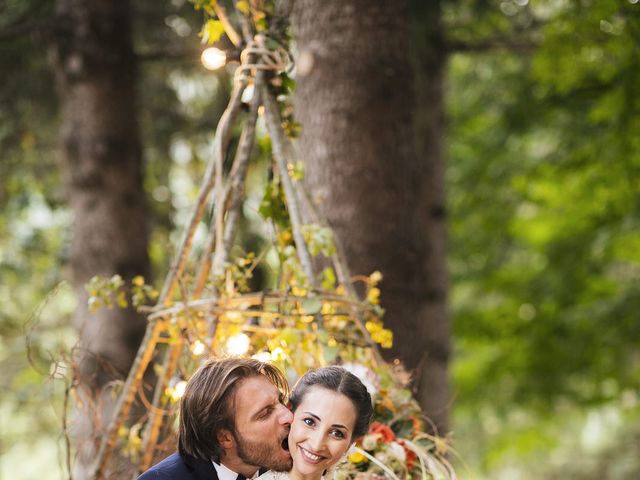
[277,403,293,425]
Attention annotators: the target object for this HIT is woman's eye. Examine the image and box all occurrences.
[303,418,315,427]
[330,429,345,439]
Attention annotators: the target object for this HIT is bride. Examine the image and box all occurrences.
[263,366,373,480]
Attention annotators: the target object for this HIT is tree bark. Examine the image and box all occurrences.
[51,0,150,477]
[292,0,450,433]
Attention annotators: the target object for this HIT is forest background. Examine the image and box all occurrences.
[1,0,639,479]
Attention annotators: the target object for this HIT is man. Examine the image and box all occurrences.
[138,358,293,479]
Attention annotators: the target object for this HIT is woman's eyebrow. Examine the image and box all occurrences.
[331,423,349,431]
[303,411,321,421]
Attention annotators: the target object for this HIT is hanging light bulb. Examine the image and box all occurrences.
[252,351,272,363]
[191,340,205,356]
[226,333,250,356]
[270,347,287,362]
[201,47,227,70]
[170,380,188,402]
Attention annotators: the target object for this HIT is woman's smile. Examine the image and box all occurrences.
[298,445,326,464]
[288,387,357,480]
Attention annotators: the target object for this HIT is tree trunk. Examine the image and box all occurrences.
[51,0,150,477]
[292,0,450,433]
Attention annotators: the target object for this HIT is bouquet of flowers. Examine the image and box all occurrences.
[336,363,457,480]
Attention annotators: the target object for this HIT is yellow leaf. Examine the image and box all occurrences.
[369,270,383,285]
[367,287,381,305]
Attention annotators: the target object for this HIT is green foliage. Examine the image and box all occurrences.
[301,224,336,257]
[447,0,640,477]
[86,275,158,312]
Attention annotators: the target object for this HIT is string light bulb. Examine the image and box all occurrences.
[191,340,205,356]
[170,380,188,402]
[226,333,250,356]
[201,47,227,70]
[252,351,272,362]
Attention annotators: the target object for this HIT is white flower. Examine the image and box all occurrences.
[362,434,379,451]
[341,362,379,396]
[388,442,406,463]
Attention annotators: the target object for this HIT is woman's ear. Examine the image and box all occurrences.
[217,429,235,449]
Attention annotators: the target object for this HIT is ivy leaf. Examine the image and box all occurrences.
[236,0,250,15]
[201,19,226,45]
[321,267,336,290]
[300,296,322,314]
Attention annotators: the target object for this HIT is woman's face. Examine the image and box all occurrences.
[288,386,357,480]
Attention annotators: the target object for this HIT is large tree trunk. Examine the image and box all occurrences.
[51,0,150,477]
[292,0,450,433]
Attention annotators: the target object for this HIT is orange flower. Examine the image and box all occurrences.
[408,415,424,434]
[369,421,396,443]
[397,439,417,471]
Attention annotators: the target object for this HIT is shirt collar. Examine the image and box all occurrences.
[212,461,261,480]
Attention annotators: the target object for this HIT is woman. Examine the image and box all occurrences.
[263,366,374,480]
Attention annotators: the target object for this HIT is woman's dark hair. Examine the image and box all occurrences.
[178,357,289,461]
[289,366,373,440]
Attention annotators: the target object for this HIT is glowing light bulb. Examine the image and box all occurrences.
[270,347,287,362]
[191,340,205,356]
[201,47,227,70]
[170,380,188,402]
[252,351,272,362]
[226,333,250,356]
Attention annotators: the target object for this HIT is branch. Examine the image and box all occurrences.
[139,338,184,472]
[212,1,242,47]
[92,319,165,480]
[261,84,318,290]
[156,74,248,305]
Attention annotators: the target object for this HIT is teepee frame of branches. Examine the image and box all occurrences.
[90,8,388,479]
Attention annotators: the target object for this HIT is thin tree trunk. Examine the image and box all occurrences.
[51,0,150,477]
[292,0,450,433]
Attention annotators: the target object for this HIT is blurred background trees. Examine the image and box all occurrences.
[1,0,639,479]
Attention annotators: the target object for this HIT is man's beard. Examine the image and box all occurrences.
[233,430,292,472]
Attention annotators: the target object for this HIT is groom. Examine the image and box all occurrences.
[138,357,293,479]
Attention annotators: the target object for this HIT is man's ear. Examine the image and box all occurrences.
[217,429,235,450]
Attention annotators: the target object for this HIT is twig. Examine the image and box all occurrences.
[260,85,318,290]
[157,74,249,305]
[212,1,242,47]
[62,377,74,480]
[92,319,165,479]
[139,338,184,471]
[213,72,263,275]
[294,181,385,365]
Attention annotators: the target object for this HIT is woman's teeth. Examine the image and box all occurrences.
[300,447,323,463]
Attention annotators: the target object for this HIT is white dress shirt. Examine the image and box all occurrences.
[212,461,262,480]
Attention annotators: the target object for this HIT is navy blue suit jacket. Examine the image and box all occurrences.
[138,452,218,480]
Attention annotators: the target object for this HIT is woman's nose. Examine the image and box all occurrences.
[307,430,325,451]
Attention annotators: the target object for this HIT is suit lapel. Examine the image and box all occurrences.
[183,454,219,480]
